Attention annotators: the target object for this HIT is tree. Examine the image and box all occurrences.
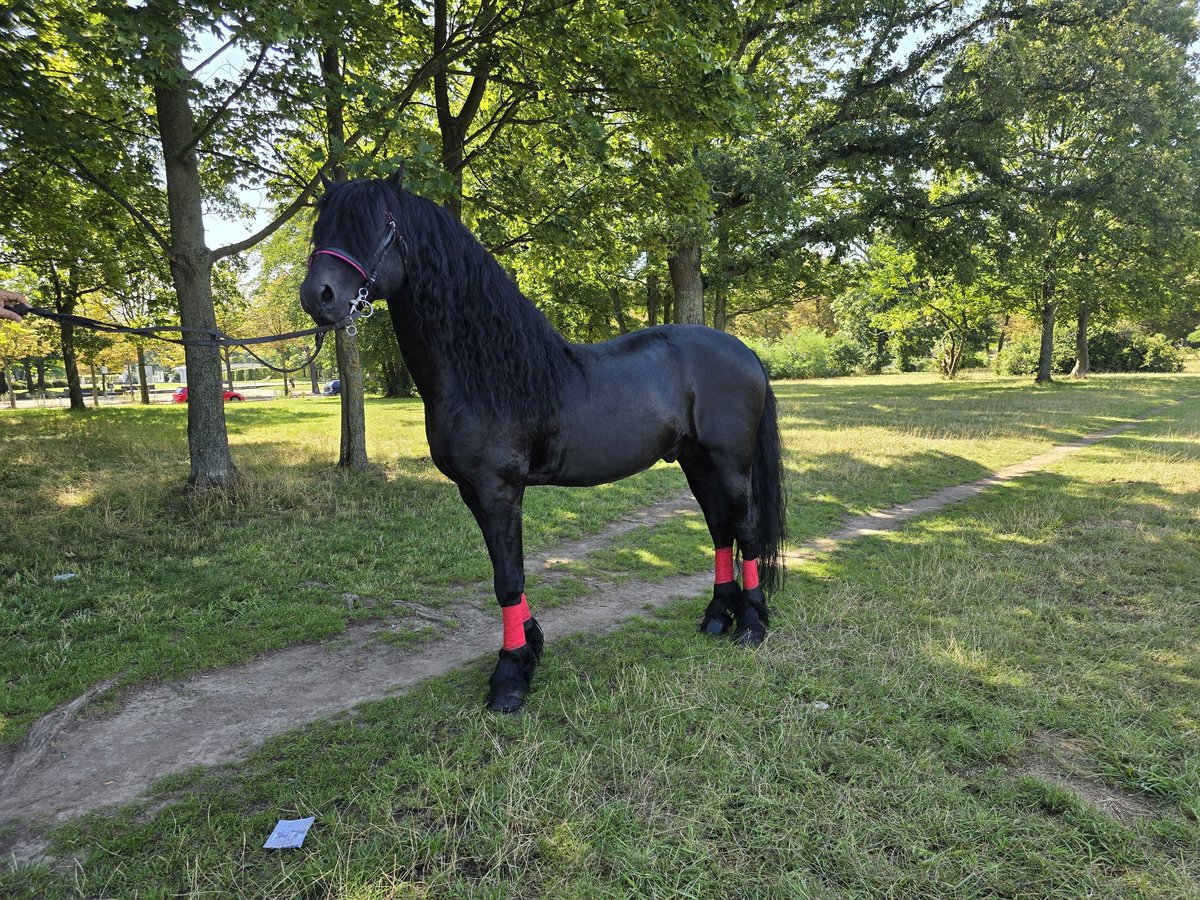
[934,0,1200,381]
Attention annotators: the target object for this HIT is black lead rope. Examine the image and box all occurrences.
[12,219,400,376]
[11,303,358,376]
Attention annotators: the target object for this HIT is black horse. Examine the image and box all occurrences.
[300,171,787,712]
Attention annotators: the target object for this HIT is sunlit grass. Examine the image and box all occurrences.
[0,372,1196,750]
[2,389,1199,896]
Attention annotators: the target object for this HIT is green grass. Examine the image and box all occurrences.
[0,374,1195,746]
[2,383,1196,897]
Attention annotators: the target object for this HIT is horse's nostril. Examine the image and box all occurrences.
[320,285,334,307]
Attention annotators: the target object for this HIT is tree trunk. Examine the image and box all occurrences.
[1070,299,1090,379]
[35,357,45,392]
[610,286,629,334]
[223,346,234,390]
[995,313,1010,355]
[5,362,14,409]
[713,283,728,332]
[52,270,86,410]
[713,222,730,332]
[20,358,32,390]
[322,44,369,468]
[432,0,489,223]
[153,40,237,487]
[335,329,369,467]
[137,344,150,404]
[646,269,660,327]
[1036,289,1058,384]
[309,360,319,395]
[668,243,704,325]
[662,296,672,325]
[90,364,100,407]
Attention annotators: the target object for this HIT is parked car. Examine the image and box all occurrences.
[323,379,341,395]
[172,386,246,403]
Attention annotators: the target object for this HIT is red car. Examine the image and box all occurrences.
[172,386,246,403]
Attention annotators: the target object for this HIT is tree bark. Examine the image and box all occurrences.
[4,362,14,409]
[51,269,86,410]
[646,269,660,327]
[1036,287,1058,384]
[713,283,728,332]
[335,328,369,468]
[668,242,704,325]
[35,357,45,392]
[433,0,490,223]
[153,39,237,487]
[223,346,234,390]
[309,360,319,395]
[321,44,369,468]
[995,313,1009,355]
[1070,299,1090,379]
[610,286,629,334]
[137,344,150,404]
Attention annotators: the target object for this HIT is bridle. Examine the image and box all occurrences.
[308,213,405,337]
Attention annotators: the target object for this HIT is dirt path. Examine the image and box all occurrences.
[0,402,1182,866]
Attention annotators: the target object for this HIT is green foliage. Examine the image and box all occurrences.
[1087,326,1187,374]
[994,325,1186,375]
[748,328,859,379]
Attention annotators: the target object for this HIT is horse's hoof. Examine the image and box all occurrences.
[486,684,527,713]
[700,614,732,636]
[486,645,537,713]
[733,624,767,647]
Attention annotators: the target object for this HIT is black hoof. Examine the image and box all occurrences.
[700,612,733,636]
[486,644,538,713]
[733,604,768,647]
[700,582,740,636]
[524,616,544,661]
[742,586,770,627]
[733,623,767,647]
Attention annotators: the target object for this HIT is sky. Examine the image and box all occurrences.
[189,31,275,254]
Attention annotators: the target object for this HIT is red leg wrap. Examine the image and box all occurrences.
[742,558,760,591]
[715,547,735,584]
[502,597,528,650]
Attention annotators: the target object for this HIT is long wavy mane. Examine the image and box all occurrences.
[314,179,576,421]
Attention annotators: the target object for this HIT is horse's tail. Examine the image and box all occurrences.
[752,374,788,596]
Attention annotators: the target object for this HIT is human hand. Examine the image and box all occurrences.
[0,290,27,323]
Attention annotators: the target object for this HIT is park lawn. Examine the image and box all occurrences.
[0,372,1196,746]
[2,389,1195,897]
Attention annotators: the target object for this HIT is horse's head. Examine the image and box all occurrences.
[300,169,407,326]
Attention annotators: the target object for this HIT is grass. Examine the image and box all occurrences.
[1,374,1195,744]
[0,373,1195,746]
[1,380,1196,897]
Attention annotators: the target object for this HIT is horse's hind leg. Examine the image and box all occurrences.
[679,444,743,636]
[711,451,770,646]
[457,479,542,712]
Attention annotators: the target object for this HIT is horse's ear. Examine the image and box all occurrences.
[319,171,333,192]
[386,163,405,193]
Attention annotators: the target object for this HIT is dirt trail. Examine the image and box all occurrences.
[0,401,1182,865]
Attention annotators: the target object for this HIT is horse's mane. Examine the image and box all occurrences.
[314,179,575,422]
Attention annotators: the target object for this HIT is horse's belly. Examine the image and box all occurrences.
[529,404,686,488]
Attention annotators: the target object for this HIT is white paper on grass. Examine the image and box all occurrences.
[263,817,315,850]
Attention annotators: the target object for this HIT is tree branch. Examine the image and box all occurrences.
[62,155,174,259]
[184,43,270,156]
[211,172,321,261]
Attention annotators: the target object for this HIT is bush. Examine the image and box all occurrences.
[749,328,859,379]
[993,324,1185,375]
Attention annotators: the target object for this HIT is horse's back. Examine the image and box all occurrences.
[533,326,766,486]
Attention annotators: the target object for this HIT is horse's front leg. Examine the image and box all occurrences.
[458,479,543,712]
